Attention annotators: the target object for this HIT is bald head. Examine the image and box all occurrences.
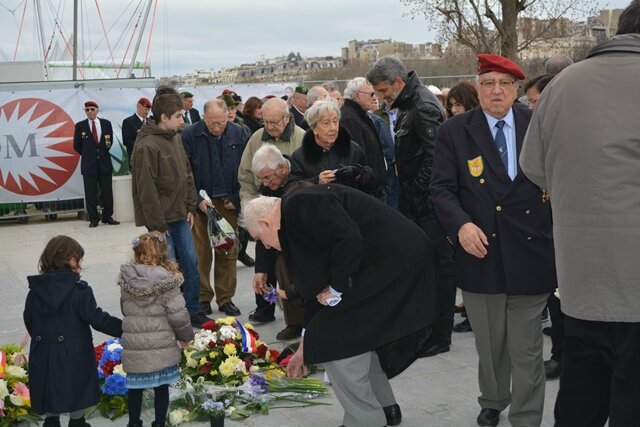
[262,98,289,116]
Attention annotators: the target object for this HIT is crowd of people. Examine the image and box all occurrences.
[34,2,640,426]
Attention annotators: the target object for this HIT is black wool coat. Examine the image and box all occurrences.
[280,184,437,376]
[73,118,114,176]
[121,113,144,160]
[430,106,556,295]
[24,270,122,414]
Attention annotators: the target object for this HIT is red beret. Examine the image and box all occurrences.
[84,100,99,108]
[263,95,276,100]
[477,54,526,80]
[137,97,151,108]
[222,89,235,95]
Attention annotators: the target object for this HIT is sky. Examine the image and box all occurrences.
[0,0,634,78]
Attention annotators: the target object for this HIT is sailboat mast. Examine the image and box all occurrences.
[127,0,153,78]
[34,0,49,80]
[72,0,78,81]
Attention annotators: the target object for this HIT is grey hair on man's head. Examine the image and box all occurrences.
[203,98,228,114]
[366,56,408,85]
[262,97,289,115]
[544,55,574,75]
[251,143,289,176]
[343,77,367,100]
[239,196,280,232]
[322,81,339,92]
[307,86,329,106]
[304,99,341,129]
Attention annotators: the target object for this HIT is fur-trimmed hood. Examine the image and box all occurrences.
[118,264,183,304]
[300,126,353,165]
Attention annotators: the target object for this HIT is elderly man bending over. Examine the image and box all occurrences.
[241,185,437,427]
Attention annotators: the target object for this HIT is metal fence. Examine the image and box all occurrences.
[0,199,86,224]
[302,74,477,92]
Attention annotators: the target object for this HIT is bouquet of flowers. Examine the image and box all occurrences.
[91,338,128,420]
[0,343,40,427]
[199,190,238,255]
[169,317,329,425]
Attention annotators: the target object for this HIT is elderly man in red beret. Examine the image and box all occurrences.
[121,97,151,165]
[430,54,556,427]
[73,100,119,227]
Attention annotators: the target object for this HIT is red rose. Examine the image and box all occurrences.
[244,358,254,371]
[201,320,217,331]
[207,340,217,348]
[199,362,213,375]
[278,354,293,367]
[101,360,117,376]
[256,344,268,359]
[268,349,280,361]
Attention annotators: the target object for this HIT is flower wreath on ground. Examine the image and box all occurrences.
[168,317,329,425]
[0,341,41,427]
[90,338,127,420]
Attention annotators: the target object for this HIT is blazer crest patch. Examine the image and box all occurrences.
[467,156,484,177]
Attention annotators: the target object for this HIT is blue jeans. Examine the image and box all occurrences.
[166,220,200,316]
[386,168,399,209]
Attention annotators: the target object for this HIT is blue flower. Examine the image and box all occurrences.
[262,286,279,305]
[249,374,268,395]
[201,399,226,415]
[102,373,127,396]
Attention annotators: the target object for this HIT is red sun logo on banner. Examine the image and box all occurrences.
[0,98,78,196]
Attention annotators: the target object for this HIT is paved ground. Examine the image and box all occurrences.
[0,214,559,426]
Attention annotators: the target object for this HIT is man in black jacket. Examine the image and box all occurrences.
[367,56,454,357]
[241,185,436,427]
[121,97,151,164]
[340,77,388,201]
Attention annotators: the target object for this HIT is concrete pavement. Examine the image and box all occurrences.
[0,214,559,426]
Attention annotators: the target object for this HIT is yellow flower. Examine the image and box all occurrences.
[223,343,237,356]
[219,359,235,377]
[185,355,197,368]
[5,365,27,378]
[208,351,219,359]
[210,370,218,377]
[243,323,254,330]
[199,357,208,366]
[264,368,285,380]
[218,316,236,325]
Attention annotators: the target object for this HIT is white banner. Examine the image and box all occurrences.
[0,82,294,204]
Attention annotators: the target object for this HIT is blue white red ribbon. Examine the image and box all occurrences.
[236,320,257,353]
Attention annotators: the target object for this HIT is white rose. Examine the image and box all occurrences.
[219,325,236,340]
[168,408,188,425]
[0,379,9,400]
[113,364,127,377]
[5,365,27,378]
[9,394,24,406]
[107,342,123,352]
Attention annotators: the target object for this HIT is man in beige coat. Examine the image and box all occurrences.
[520,2,640,425]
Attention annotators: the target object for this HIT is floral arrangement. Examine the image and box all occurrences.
[168,317,329,425]
[91,339,128,420]
[0,343,40,427]
[180,317,281,386]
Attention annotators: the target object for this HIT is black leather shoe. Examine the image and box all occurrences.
[199,301,212,315]
[477,408,500,426]
[454,304,465,313]
[383,403,402,426]
[248,310,275,324]
[237,251,255,266]
[190,313,210,328]
[419,342,450,358]
[219,301,241,316]
[544,359,561,379]
[89,221,99,228]
[276,325,302,341]
[43,416,61,427]
[68,417,91,427]
[102,217,120,225]
[453,318,473,333]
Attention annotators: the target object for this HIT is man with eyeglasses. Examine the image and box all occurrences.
[238,97,305,324]
[182,99,250,318]
[430,53,556,427]
[340,77,388,202]
[73,100,119,228]
[367,56,453,360]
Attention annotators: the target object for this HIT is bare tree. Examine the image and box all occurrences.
[401,0,598,60]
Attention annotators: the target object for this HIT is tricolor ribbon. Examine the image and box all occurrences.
[236,320,257,354]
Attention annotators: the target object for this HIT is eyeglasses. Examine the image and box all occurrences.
[356,90,376,97]
[258,171,277,183]
[204,119,227,128]
[478,79,517,89]
[264,114,288,127]
[84,108,96,112]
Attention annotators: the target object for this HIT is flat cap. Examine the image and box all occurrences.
[477,53,526,80]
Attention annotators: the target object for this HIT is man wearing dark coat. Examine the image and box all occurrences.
[121,97,151,164]
[241,184,436,427]
[180,91,201,125]
[72,100,119,228]
[367,56,454,358]
[430,54,556,427]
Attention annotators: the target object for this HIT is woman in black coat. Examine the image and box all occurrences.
[290,99,377,194]
[24,236,122,426]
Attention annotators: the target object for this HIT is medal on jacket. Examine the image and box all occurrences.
[542,189,550,203]
[467,156,484,177]
[105,134,112,149]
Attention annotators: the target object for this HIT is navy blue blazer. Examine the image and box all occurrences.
[430,105,556,295]
[73,117,114,176]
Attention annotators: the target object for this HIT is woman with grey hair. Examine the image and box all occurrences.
[290,100,377,193]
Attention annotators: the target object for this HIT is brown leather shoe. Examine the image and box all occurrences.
[276,325,302,341]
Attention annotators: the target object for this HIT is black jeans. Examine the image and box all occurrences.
[547,293,564,361]
[554,316,640,427]
[128,385,169,425]
[417,217,455,345]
